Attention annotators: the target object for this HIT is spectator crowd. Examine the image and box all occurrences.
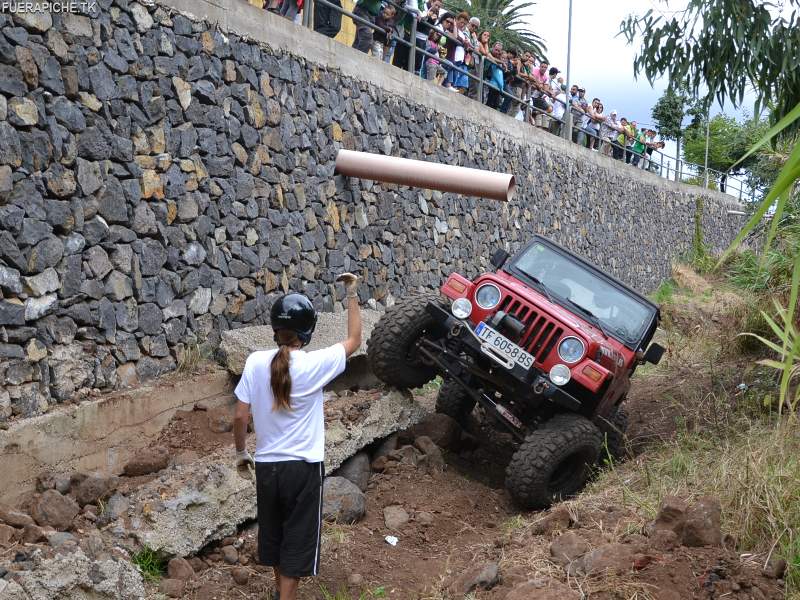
[255,0,667,169]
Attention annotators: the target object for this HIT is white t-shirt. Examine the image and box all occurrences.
[552,93,567,120]
[234,344,347,463]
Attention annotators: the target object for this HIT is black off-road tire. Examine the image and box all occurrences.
[598,404,629,465]
[505,413,602,510]
[435,378,476,426]
[367,293,441,389]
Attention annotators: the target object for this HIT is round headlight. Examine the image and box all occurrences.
[451,297,473,319]
[475,284,501,309]
[558,337,585,364]
[549,364,571,386]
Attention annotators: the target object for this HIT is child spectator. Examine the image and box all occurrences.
[424,29,447,84]
[372,4,397,61]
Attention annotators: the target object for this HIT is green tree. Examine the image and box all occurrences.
[620,0,800,124]
[446,0,546,57]
[650,86,687,180]
[683,115,742,173]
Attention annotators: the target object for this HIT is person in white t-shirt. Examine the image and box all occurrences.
[233,274,362,600]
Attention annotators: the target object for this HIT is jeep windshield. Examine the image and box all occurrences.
[508,241,656,348]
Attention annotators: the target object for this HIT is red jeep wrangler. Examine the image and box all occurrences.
[367,235,664,508]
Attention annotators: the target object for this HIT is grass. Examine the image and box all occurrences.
[131,546,167,583]
[177,341,212,374]
[322,522,350,545]
[650,279,677,305]
[413,375,443,396]
[319,585,387,600]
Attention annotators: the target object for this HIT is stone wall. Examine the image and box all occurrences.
[0,0,744,419]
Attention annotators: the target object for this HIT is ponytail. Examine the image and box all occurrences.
[270,330,298,411]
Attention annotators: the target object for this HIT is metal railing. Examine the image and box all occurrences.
[289,0,758,204]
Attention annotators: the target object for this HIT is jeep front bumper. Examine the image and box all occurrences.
[423,302,581,412]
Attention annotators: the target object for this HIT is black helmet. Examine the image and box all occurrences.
[270,293,317,347]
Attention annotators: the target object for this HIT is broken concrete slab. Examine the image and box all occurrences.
[0,547,144,600]
[219,309,382,376]
[128,388,424,556]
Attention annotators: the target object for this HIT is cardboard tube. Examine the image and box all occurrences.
[335,150,515,202]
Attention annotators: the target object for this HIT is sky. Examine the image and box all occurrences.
[526,0,674,130]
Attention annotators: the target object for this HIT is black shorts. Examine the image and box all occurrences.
[255,460,324,578]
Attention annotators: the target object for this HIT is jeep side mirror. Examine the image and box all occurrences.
[490,248,509,270]
[643,342,665,365]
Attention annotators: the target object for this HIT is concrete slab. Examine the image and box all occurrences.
[129,388,425,556]
[0,366,233,505]
[218,309,382,376]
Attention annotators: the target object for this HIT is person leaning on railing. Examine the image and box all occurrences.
[351,0,382,54]
[371,4,398,61]
[415,0,442,77]
[465,17,481,100]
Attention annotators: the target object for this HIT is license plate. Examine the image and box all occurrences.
[475,322,534,370]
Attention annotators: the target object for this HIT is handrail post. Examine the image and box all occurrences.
[408,18,417,74]
[303,0,313,28]
[477,55,484,102]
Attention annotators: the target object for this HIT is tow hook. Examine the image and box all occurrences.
[449,322,463,338]
[533,378,547,395]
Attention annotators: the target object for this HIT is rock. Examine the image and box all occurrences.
[576,543,634,575]
[400,413,461,451]
[383,505,409,530]
[22,523,46,543]
[9,97,39,127]
[189,286,212,314]
[231,566,250,585]
[334,451,371,492]
[450,562,499,595]
[13,9,52,32]
[167,557,195,580]
[173,76,192,110]
[219,310,382,375]
[322,476,365,524]
[413,435,445,472]
[650,529,679,551]
[30,489,80,531]
[207,406,232,433]
[0,505,35,528]
[549,532,589,566]
[682,496,722,547]
[23,268,60,296]
[649,495,687,537]
[763,558,787,579]
[47,531,78,551]
[43,163,77,197]
[123,445,170,476]
[159,578,186,598]
[0,299,25,326]
[25,294,58,321]
[531,505,572,535]
[416,511,434,526]
[103,493,130,521]
[222,545,239,564]
[116,363,139,388]
[348,573,364,586]
[373,434,398,462]
[74,475,118,507]
[26,339,47,362]
[504,578,580,600]
[0,523,19,545]
[130,2,155,32]
[0,547,144,599]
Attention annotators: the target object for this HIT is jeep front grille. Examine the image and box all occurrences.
[497,296,564,363]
